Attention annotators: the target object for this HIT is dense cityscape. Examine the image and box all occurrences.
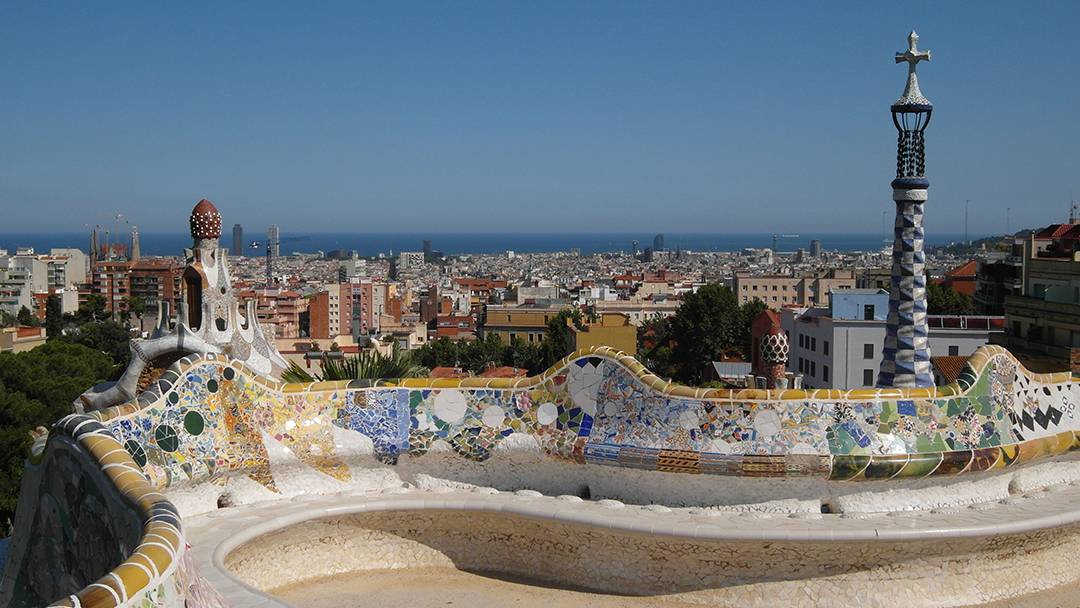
[3,4,1080,608]
[3,212,1077,385]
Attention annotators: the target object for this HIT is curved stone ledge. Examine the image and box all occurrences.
[199,488,1080,607]
[0,415,203,608]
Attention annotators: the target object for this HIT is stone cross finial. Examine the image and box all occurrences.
[895,30,931,72]
[893,30,931,108]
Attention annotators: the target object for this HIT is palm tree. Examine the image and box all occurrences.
[282,343,428,382]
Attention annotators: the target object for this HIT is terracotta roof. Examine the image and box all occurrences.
[131,259,180,270]
[1035,223,1080,240]
[945,260,978,278]
[931,355,969,384]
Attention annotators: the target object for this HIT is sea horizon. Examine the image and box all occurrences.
[0,231,991,258]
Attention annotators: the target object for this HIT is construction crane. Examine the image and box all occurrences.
[249,233,278,287]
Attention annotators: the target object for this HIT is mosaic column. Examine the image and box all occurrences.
[877,31,934,388]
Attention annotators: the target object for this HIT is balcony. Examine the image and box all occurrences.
[925,316,1006,330]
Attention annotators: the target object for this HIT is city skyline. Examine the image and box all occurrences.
[2,2,1079,234]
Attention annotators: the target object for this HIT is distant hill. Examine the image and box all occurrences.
[928,230,1035,256]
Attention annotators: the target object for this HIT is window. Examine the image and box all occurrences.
[823,365,830,383]
[863,344,874,359]
[810,361,816,377]
[772,285,778,291]
[948,345,959,356]
[863,369,875,386]
[823,340,830,356]
[810,337,817,352]
[799,335,805,348]
[863,304,875,320]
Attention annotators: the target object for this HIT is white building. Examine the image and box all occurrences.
[594,297,681,326]
[781,289,1005,389]
[0,248,87,317]
[397,251,425,270]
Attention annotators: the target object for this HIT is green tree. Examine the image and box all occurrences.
[125,296,147,333]
[0,341,116,526]
[58,320,133,375]
[15,306,37,328]
[507,336,544,373]
[740,299,769,342]
[462,334,510,374]
[927,283,976,315]
[45,295,63,340]
[65,294,107,324]
[637,315,676,378]
[415,337,466,369]
[664,284,761,385]
[540,308,584,368]
[281,343,428,382]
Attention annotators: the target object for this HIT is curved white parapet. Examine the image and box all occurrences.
[2,345,1079,607]
[203,486,1080,607]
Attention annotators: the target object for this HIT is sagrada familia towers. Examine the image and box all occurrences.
[877,31,935,388]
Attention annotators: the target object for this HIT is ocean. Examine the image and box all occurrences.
[0,232,985,257]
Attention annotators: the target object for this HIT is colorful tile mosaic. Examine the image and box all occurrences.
[84,346,1080,493]
[5,345,1079,608]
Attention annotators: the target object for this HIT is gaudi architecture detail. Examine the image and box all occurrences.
[878,31,935,388]
[78,199,287,412]
[4,33,1080,608]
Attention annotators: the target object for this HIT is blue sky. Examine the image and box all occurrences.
[1,2,1078,234]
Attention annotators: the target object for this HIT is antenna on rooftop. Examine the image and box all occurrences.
[964,200,970,245]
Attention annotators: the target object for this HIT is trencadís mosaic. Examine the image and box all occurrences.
[94,345,1080,492]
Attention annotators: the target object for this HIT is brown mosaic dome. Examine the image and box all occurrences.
[190,198,222,239]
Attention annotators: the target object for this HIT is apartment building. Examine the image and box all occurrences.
[594,297,681,326]
[975,243,1024,316]
[309,283,353,339]
[482,303,567,344]
[782,289,1004,389]
[569,313,636,354]
[1003,223,1080,363]
[0,248,88,317]
[734,269,856,309]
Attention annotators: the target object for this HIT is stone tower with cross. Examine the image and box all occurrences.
[877,31,935,388]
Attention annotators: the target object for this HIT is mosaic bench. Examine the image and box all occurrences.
[2,345,1078,607]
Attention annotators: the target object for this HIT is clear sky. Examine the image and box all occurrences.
[2,1,1078,234]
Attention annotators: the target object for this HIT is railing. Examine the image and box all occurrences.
[926,316,1006,330]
